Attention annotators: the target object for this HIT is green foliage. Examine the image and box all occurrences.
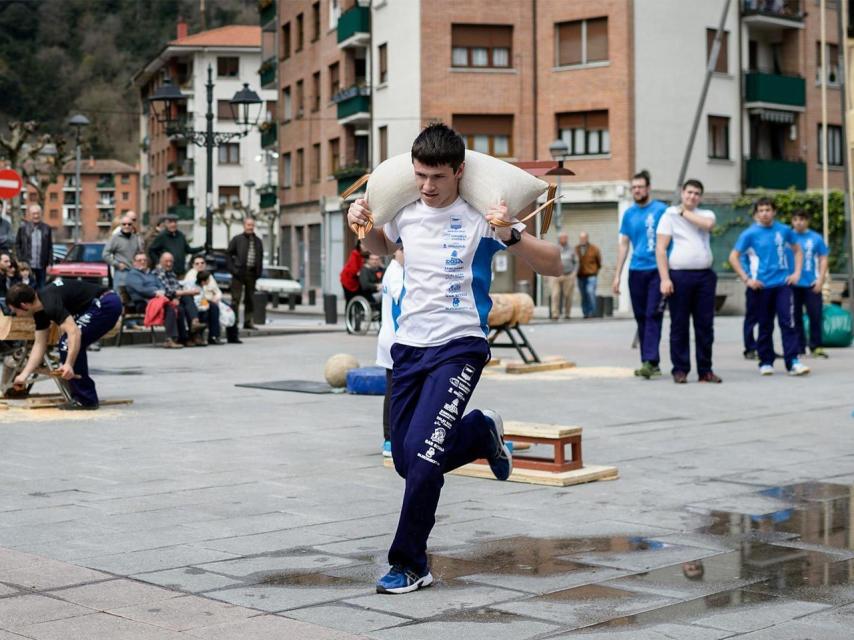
[733,190,849,273]
[0,0,256,163]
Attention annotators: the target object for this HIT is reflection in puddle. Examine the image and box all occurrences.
[428,535,667,581]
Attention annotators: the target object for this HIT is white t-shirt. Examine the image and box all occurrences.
[656,206,716,270]
[383,197,507,348]
[376,258,404,369]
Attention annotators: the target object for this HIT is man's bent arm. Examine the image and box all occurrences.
[61,316,82,371]
[18,330,49,380]
[656,234,672,282]
[509,234,562,277]
[682,209,715,231]
[729,249,749,283]
[360,227,398,256]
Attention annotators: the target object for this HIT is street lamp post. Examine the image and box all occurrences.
[549,139,570,233]
[68,114,90,243]
[148,65,262,253]
[244,179,256,211]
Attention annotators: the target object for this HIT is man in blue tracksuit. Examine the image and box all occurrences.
[612,170,667,379]
[348,123,562,594]
[790,209,829,358]
[729,198,808,376]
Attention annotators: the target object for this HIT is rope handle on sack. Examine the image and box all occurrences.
[344,175,561,239]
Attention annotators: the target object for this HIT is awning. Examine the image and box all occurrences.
[748,108,797,124]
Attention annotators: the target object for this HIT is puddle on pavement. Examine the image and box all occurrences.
[428,535,668,581]
[259,572,361,587]
[89,367,145,375]
[544,583,638,602]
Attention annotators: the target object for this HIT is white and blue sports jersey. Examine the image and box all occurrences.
[619,200,667,271]
[383,197,508,348]
[793,229,828,288]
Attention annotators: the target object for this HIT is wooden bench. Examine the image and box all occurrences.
[478,421,582,473]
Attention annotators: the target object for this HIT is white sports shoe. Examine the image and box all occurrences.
[759,365,774,376]
[788,359,811,376]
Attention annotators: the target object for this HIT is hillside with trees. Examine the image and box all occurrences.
[0,0,256,163]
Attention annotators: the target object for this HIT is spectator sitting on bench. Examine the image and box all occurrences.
[153,251,206,347]
[124,252,184,349]
[184,255,224,345]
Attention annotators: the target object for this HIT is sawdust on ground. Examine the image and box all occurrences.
[0,407,126,423]
[482,364,635,381]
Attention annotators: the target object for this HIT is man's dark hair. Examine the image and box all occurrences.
[632,170,651,186]
[411,123,466,172]
[7,283,36,308]
[195,270,211,285]
[754,197,775,212]
[682,179,704,194]
[792,208,811,219]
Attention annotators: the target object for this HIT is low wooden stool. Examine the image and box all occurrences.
[480,421,582,473]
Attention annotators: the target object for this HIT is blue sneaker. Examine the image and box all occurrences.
[382,440,392,458]
[376,565,434,594]
[482,409,512,481]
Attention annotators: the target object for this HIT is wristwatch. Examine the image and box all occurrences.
[505,227,523,247]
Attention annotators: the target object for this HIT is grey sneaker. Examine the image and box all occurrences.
[482,410,512,481]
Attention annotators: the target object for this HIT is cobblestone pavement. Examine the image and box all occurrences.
[1,316,853,639]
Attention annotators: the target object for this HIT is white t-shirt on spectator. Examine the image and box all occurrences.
[656,206,716,270]
[383,197,508,348]
[376,258,404,369]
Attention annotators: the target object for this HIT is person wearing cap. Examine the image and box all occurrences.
[147,213,201,277]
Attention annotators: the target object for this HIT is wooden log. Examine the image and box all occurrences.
[506,359,575,374]
[487,294,514,327]
[0,316,36,341]
[509,293,535,325]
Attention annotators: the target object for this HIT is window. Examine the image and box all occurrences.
[283,86,292,121]
[218,186,240,208]
[329,0,340,29]
[312,72,321,111]
[217,56,239,77]
[818,124,843,166]
[296,13,304,51]
[312,143,321,181]
[296,148,305,185]
[816,42,840,85]
[329,137,340,172]
[556,17,608,67]
[379,125,388,162]
[49,192,58,202]
[121,174,130,184]
[122,191,130,201]
[218,143,240,164]
[557,111,610,156]
[282,22,291,60]
[453,114,513,157]
[312,2,321,41]
[329,62,340,96]
[378,43,388,83]
[706,29,729,74]
[451,24,512,68]
[708,116,730,159]
[217,100,234,121]
[283,153,292,188]
[296,80,304,117]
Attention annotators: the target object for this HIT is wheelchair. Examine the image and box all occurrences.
[345,291,382,335]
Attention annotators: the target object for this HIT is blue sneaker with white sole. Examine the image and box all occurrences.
[376,565,434,594]
[482,409,513,481]
[382,440,392,458]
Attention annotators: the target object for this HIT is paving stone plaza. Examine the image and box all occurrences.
[1,316,853,639]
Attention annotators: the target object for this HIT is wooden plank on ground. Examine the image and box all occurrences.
[382,458,617,487]
[505,359,575,374]
[503,421,582,439]
[23,398,134,410]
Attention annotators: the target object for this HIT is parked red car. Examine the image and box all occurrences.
[47,242,111,287]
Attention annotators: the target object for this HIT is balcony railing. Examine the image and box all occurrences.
[260,121,277,149]
[166,159,194,180]
[334,164,368,195]
[167,204,195,220]
[97,198,116,208]
[259,0,275,27]
[744,72,805,107]
[259,56,276,89]
[745,158,806,190]
[333,86,371,122]
[96,177,115,190]
[337,4,370,46]
[742,0,803,22]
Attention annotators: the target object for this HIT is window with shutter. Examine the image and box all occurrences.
[453,114,513,157]
[451,24,513,68]
[556,18,608,67]
[557,111,610,157]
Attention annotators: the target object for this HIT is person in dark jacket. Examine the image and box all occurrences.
[0,214,12,254]
[15,204,53,289]
[124,252,184,348]
[147,213,200,276]
[226,216,264,330]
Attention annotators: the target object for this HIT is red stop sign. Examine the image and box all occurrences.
[0,169,23,199]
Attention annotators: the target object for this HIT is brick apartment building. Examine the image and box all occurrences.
[266,0,846,308]
[23,159,139,244]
